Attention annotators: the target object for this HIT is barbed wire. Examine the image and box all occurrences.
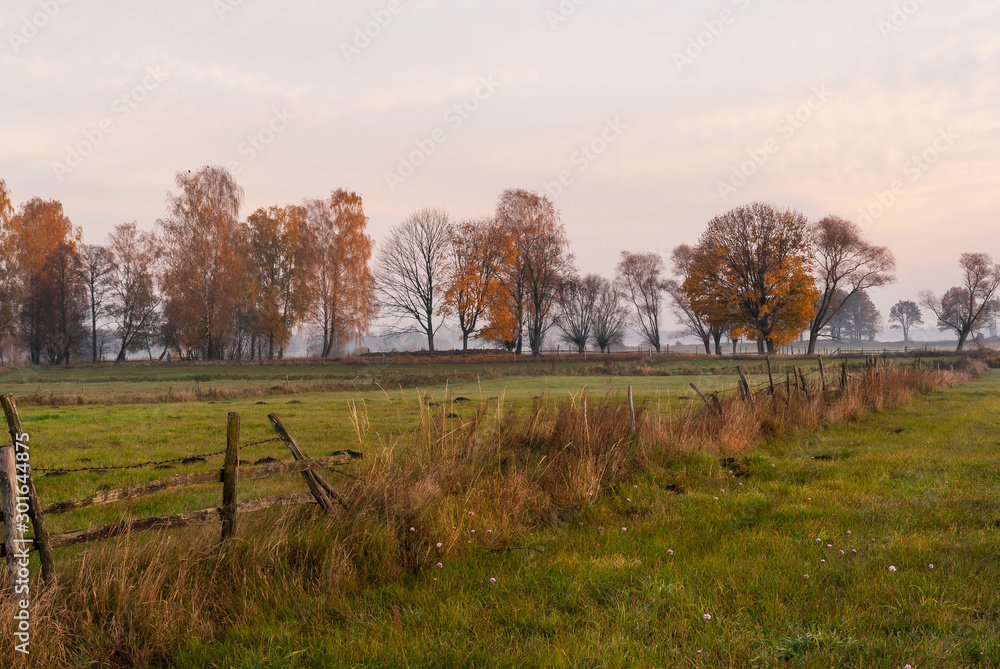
[32,437,282,475]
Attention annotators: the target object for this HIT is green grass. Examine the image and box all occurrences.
[2,359,993,667]
[161,370,999,668]
[1,352,958,405]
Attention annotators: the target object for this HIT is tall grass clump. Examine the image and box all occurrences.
[0,362,975,667]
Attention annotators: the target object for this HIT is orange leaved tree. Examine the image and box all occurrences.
[158,165,247,360]
[441,218,510,350]
[304,190,378,357]
[8,197,86,364]
[492,189,572,355]
[245,205,313,359]
[683,203,819,353]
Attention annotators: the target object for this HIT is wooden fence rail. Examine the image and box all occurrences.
[0,395,359,593]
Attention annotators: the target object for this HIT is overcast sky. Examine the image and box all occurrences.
[1,0,998,342]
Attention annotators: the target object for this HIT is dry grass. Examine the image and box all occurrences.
[0,362,975,667]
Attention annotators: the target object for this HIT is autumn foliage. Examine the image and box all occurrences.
[0,170,984,362]
[682,203,819,353]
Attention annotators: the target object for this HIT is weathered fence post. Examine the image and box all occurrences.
[0,424,24,598]
[268,413,343,514]
[1,393,55,586]
[765,356,775,395]
[798,368,810,397]
[220,412,241,542]
[841,362,848,389]
[736,366,751,400]
[818,356,827,392]
[627,385,636,435]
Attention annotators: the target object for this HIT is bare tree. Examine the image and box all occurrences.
[375,208,451,351]
[807,216,895,354]
[107,223,161,362]
[826,290,881,342]
[616,251,667,352]
[590,275,629,353]
[79,244,113,362]
[888,300,923,343]
[920,253,1000,351]
[558,274,598,353]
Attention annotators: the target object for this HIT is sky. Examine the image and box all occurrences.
[1,0,998,345]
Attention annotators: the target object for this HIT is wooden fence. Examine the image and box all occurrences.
[0,393,359,597]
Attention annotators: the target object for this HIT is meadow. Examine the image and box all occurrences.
[0,352,995,668]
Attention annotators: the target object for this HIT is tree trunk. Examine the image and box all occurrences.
[702,336,711,355]
[91,306,99,363]
[713,331,723,356]
[806,330,819,355]
[956,327,970,351]
[427,329,435,352]
[462,332,469,351]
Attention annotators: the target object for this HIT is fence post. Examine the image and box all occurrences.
[221,412,241,542]
[736,366,751,400]
[268,413,341,515]
[0,423,24,598]
[817,356,827,392]
[627,386,636,435]
[1,393,55,586]
[765,356,775,395]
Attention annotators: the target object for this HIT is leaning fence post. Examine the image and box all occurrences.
[268,413,341,515]
[765,356,775,395]
[817,356,827,392]
[736,366,751,400]
[221,412,241,542]
[1,393,55,586]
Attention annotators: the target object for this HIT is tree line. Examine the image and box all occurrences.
[0,167,997,364]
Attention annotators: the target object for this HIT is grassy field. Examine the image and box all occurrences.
[172,370,1000,668]
[0,355,994,667]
